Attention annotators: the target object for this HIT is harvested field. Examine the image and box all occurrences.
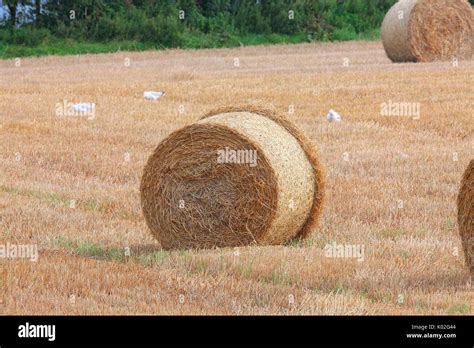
[0,41,473,314]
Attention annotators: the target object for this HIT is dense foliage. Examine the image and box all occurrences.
[0,1,400,46]
[1,0,472,54]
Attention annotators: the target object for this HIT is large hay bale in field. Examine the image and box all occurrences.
[457,160,473,277]
[381,0,474,62]
[140,105,325,250]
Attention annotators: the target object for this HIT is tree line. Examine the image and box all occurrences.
[1,0,473,48]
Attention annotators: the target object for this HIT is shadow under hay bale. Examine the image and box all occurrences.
[381,0,474,62]
[140,105,325,250]
[457,160,473,278]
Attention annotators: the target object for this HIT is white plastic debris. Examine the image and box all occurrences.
[398,151,409,159]
[72,103,95,113]
[326,109,341,122]
[144,91,165,100]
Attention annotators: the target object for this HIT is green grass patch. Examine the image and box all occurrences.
[52,236,124,261]
[52,236,173,267]
[0,185,69,207]
[239,261,254,279]
[0,40,153,59]
[447,303,471,314]
[285,239,303,247]
[137,251,168,267]
[52,235,76,250]
[330,284,350,296]
[0,30,380,60]
[269,268,292,286]
[285,237,317,248]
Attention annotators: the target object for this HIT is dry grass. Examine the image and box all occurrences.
[0,40,473,314]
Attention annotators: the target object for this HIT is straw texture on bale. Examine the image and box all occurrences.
[140,105,324,250]
[381,0,474,62]
[457,160,473,277]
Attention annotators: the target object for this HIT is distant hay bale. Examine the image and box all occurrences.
[457,160,473,277]
[140,105,325,250]
[381,0,474,62]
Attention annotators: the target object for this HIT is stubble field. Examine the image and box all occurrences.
[0,41,473,314]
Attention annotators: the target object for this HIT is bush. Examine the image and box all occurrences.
[141,15,182,47]
[94,17,119,41]
[332,26,357,41]
[1,27,52,46]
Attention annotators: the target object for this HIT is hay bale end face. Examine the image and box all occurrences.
[381,0,474,62]
[457,160,474,277]
[140,105,324,250]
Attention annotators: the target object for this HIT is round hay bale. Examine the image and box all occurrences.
[381,0,474,62]
[457,159,473,277]
[140,105,325,250]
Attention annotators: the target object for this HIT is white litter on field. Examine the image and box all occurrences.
[327,109,341,122]
[144,91,165,100]
[72,103,95,113]
[398,151,409,159]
